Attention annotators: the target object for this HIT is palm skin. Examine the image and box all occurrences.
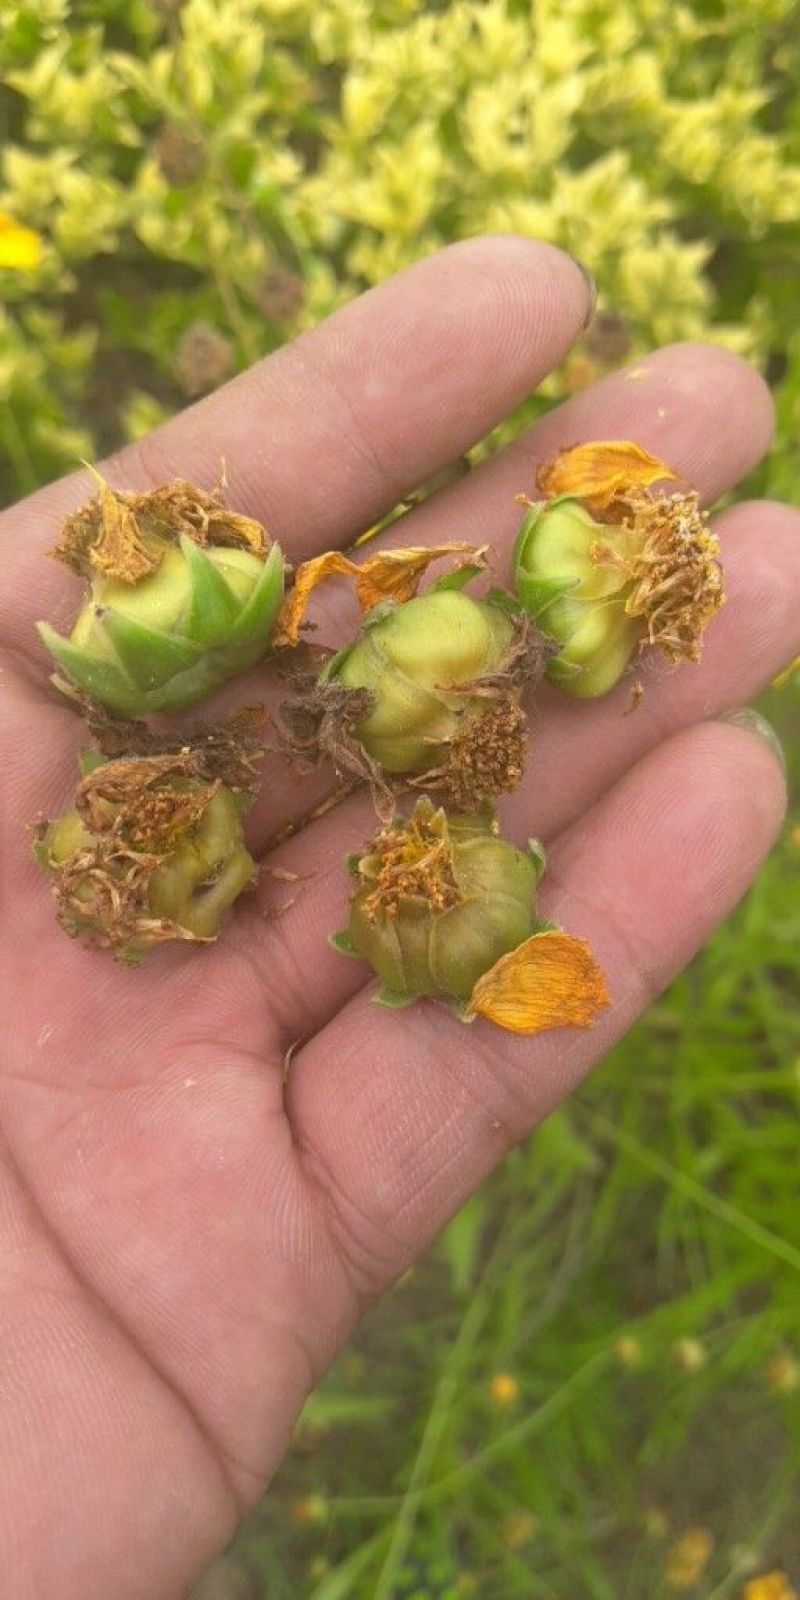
[1,238,798,1600]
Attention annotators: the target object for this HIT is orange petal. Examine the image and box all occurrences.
[0,211,43,271]
[537,441,679,514]
[466,930,609,1034]
[273,543,479,646]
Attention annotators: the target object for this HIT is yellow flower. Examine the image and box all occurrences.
[664,1527,713,1589]
[614,1334,643,1368]
[765,1352,800,1394]
[0,212,43,271]
[744,1574,797,1600]
[489,1372,519,1406]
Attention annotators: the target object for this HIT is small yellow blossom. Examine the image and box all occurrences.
[664,1527,713,1589]
[502,1511,538,1549]
[0,212,43,271]
[489,1372,520,1406]
[614,1334,643,1368]
[290,1493,329,1526]
[673,1337,707,1372]
[743,1574,798,1600]
[765,1352,800,1394]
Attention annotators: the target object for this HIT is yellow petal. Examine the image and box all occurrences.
[0,211,43,271]
[274,543,479,646]
[466,930,609,1034]
[537,441,679,514]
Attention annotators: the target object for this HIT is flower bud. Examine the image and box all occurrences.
[512,441,725,698]
[38,474,284,717]
[334,797,608,1034]
[34,712,262,961]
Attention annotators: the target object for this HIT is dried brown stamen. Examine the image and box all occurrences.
[591,489,724,663]
[360,804,461,923]
[411,690,527,811]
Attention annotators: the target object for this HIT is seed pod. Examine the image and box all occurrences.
[334,797,609,1033]
[34,710,263,962]
[37,473,284,717]
[512,442,725,698]
[276,545,547,809]
[328,588,539,806]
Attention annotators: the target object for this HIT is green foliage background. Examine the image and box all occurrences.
[2,1,800,1596]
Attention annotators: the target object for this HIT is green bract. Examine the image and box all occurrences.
[512,496,641,699]
[334,796,544,1009]
[37,476,285,717]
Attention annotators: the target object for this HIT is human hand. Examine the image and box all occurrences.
[1,238,797,1599]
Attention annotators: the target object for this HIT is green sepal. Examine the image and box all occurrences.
[511,494,581,573]
[484,584,525,618]
[431,564,482,593]
[526,838,547,882]
[545,650,583,685]
[37,623,139,711]
[329,929,358,956]
[514,571,581,621]
[223,542,284,652]
[358,599,397,632]
[181,534,241,645]
[32,837,50,868]
[78,750,107,777]
[533,917,560,934]
[343,853,362,875]
[101,608,199,689]
[374,987,416,1009]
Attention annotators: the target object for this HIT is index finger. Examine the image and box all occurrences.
[0,236,591,657]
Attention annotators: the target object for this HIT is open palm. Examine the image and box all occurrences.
[1,239,798,1600]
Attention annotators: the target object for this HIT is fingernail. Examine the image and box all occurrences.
[566,254,597,330]
[721,709,786,777]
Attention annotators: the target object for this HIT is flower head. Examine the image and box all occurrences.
[37,472,284,717]
[334,797,608,1032]
[513,441,725,698]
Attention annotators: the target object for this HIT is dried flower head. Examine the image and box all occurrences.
[37,471,284,716]
[34,712,263,961]
[334,797,609,1033]
[277,545,547,810]
[513,441,725,698]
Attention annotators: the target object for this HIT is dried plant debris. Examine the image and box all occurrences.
[34,713,264,962]
[334,796,609,1034]
[512,441,724,698]
[277,546,549,812]
[38,470,284,717]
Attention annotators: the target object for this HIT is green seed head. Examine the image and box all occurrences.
[338,797,543,1005]
[512,497,641,698]
[316,589,534,807]
[37,476,285,717]
[35,714,262,960]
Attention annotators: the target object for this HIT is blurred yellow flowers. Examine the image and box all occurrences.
[0,212,43,271]
[743,1575,797,1600]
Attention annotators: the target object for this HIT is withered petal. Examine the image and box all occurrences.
[273,544,481,647]
[466,930,609,1034]
[537,441,679,515]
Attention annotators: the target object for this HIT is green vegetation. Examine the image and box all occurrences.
[2,1,799,1594]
